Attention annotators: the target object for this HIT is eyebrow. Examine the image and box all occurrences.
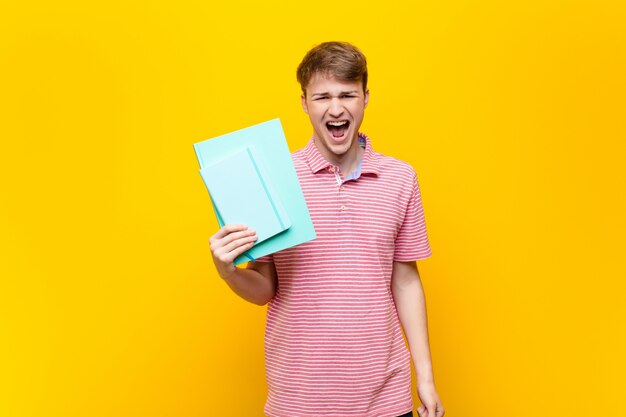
[311,90,359,97]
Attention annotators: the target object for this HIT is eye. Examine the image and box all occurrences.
[315,97,328,101]
[341,95,356,99]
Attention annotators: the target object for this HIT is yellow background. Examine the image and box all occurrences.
[1,1,624,416]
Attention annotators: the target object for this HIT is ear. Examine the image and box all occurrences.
[301,93,309,114]
[364,88,370,109]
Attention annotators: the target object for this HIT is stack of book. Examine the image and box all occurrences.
[194,119,315,265]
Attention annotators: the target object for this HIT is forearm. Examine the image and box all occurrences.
[392,263,435,384]
[222,266,276,306]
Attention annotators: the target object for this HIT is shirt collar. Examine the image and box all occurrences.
[303,131,380,177]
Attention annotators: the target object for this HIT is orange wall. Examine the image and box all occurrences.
[1,1,625,416]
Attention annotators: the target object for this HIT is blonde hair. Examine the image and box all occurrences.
[296,41,368,96]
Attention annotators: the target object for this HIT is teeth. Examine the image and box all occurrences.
[327,121,348,126]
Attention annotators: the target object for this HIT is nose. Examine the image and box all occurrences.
[328,98,344,118]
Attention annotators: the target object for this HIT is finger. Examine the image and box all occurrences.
[427,404,436,417]
[417,405,426,416]
[213,229,256,249]
[222,234,258,255]
[228,240,256,260]
[212,224,248,240]
[217,239,256,265]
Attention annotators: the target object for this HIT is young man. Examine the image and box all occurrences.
[209,42,445,417]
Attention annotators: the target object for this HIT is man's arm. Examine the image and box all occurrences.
[219,260,277,306]
[209,224,278,306]
[391,260,445,416]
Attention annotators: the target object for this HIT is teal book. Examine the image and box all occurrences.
[199,146,291,244]
[193,119,316,265]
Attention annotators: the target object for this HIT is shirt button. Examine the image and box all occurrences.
[340,185,345,191]
[329,166,336,173]
[340,205,346,211]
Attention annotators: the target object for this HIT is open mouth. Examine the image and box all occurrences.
[326,120,350,139]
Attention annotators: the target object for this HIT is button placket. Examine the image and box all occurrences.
[338,178,349,214]
[329,165,348,214]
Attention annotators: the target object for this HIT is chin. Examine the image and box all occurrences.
[325,136,353,154]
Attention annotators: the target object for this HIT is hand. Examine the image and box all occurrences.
[416,381,445,417]
[209,224,257,280]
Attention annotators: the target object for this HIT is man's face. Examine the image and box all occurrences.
[301,73,369,162]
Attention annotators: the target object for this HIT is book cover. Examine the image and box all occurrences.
[199,146,291,244]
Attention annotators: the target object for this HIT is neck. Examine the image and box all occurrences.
[338,143,364,176]
[316,134,363,175]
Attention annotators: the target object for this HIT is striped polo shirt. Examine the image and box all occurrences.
[256,132,432,417]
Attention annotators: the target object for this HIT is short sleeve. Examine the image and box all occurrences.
[393,172,432,261]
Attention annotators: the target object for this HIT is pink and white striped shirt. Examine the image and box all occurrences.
[257,132,431,417]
